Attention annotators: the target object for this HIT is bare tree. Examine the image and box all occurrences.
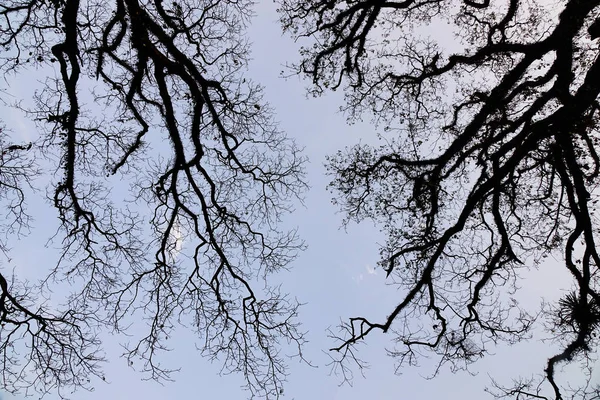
[0,0,306,398]
[280,0,600,398]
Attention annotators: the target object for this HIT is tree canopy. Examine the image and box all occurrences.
[280,0,600,398]
[2,0,600,399]
[0,0,306,398]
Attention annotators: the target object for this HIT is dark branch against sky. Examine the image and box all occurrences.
[0,0,599,399]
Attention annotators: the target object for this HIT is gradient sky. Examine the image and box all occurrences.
[0,1,594,399]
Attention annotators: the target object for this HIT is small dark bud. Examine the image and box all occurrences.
[589,18,600,39]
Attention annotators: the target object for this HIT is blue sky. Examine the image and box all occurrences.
[0,1,595,399]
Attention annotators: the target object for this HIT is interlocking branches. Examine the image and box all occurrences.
[281,0,600,398]
[0,271,104,397]
[0,0,306,398]
[0,131,97,397]
[0,129,35,254]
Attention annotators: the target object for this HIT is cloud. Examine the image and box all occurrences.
[352,273,364,284]
[351,265,380,284]
[167,218,185,261]
[365,264,377,275]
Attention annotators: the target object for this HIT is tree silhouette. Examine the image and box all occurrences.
[0,0,306,398]
[281,0,600,398]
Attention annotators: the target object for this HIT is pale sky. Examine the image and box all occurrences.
[0,1,593,400]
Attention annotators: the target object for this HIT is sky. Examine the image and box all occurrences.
[0,1,594,400]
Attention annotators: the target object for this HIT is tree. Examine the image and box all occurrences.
[0,0,306,398]
[280,0,600,398]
